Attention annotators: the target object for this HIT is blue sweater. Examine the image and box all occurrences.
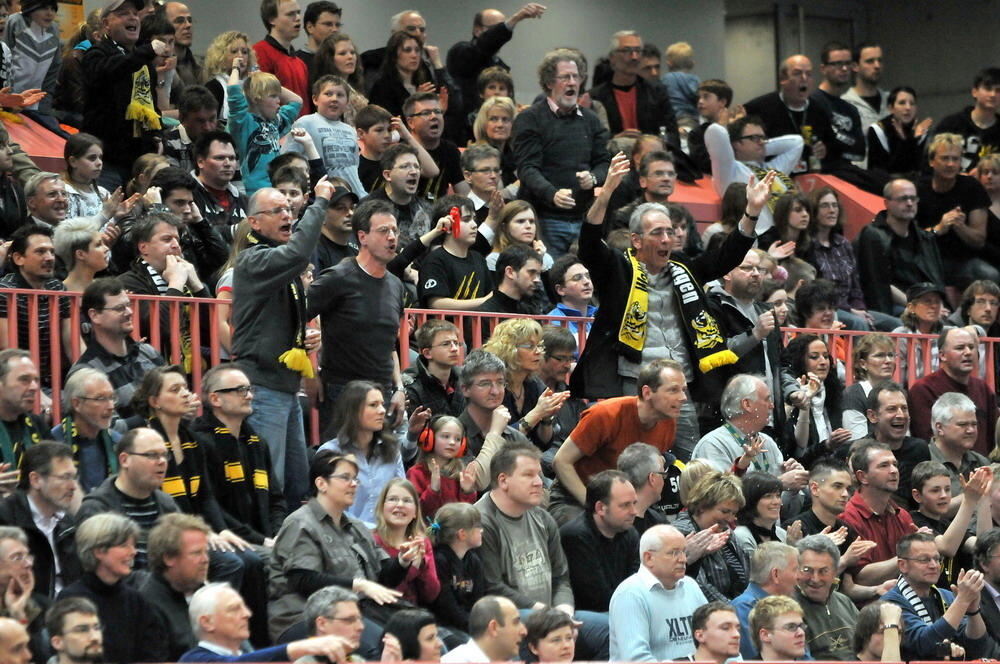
[179,644,289,662]
[882,584,988,661]
[227,82,301,196]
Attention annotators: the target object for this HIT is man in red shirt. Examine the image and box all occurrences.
[253,0,310,116]
[839,440,916,585]
[549,357,682,524]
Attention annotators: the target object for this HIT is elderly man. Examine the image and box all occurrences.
[46,597,104,664]
[0,443,80,598]
[928,393,991,503]
[609,524,707,661]
[140,513,212,660]
[233,177,332,508]
[23,173,68,227]
[910,328,998,457]
[732,542,800,659]
[882,532,990,660]
[477,443,607,659]
[590,31,678,144]
[70,278,165,427]
[193,365,284,548]
[180,582,350,662]
[0,527,47,658]
[512,48,611,257]
[442,595,526,663]
[50,369,121,492]
[616,443,679,534]
[743,54,830,175]
[794,534,859,660]
[0,618,31,664]
[577,156,772,459]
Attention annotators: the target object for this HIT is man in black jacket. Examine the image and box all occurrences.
[590,31,678,147]
[0,443,80,598]
[402,319,465,418]
[572,154,772,459]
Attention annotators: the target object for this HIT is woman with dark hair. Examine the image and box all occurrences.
[755,192,811,259]
[317,380,404,527]
[524,608,576,662]
[853,601,904,662]
[313,33,367,124]
[383,608,442,661]
[867,86,930,178]
[367,31,450,116]
[672,471,750,601]
[782,334,849,463]
[62,132,110,219]
[732,472,787,550]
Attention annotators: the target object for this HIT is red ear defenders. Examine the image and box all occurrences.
[418,416,468,457]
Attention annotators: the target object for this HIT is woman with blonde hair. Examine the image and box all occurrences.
[373,477,440,606]
[673,470,749,601]
[482,318,569,447]
[202,30,256,122]
[471,96,518,195]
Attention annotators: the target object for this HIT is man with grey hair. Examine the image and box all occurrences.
[794,534,859,660]
[302,586,396,660]
[609,524,707,661]
[458,349,529,487]
[361,10,426,72]
[578,158,774,459]
[691,374,806,516]
[0,526,46,656]
[183,582,352,662]
[232,177,333,508]
[512,48,610,258]
[51,368,121,492]
[24,173,69,227]
[928,392,991,506]
[616,443,674,533]
[590,31,678,144]
[732,541,800,659]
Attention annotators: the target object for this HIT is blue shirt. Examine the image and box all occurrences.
[317,437,404,527]
[546,302,597,336]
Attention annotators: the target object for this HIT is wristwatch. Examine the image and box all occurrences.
[881,624,900,631]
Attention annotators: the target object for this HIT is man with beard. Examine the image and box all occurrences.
[307,198,406,433]
[0,226,73,391]
[46,597,104,664]
[705,249,782,428]
[794,534,858,660]
[909,328,997,457]
[476,245,543,316]
[609,151,677,233]
[405,93,468,202]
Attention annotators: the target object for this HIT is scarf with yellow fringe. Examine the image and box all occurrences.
[125,65,162,133]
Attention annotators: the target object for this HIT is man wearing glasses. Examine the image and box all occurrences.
[404,92,469,202]
[748,595,810,662]
[71,278,165,429]
[882,532,989,660]
[365,143,431,249]
[811,41,867,167]
[590,31,678,144]
[193,365,285,550]
[50,369,121,493]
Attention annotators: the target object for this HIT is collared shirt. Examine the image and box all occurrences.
[986,581,1000,615]
[440,638,490,663]
[928,441,991,497]
[27,493,64,592]
[839,490,915,569]
[546,96,582,117]
[196,640,241,657]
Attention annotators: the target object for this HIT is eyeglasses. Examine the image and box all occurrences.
[659,548,685,558]
[385,496,415,506]
[548,354,576,363]
[4,552,33,564]
[256,206,292,216]
[214,385,253,396]
[516,343,545,352]
[408,108,443,118]
[431,340,461,349]
[773,623,807,634]
[127,451,170,461]
[468,167,502,174]
[473,379,507,390]
[554,74,582,83]
[100,302,132,313]
[327,472,359,484]
[739,134,767,143]
[46,472,78,483]
[902,556,942,565]
[78,395,119,405]
[890,195,919,203]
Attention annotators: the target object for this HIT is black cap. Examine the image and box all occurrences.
[329,186,359,206]
[20,0,58,14]
[905,282,947,302]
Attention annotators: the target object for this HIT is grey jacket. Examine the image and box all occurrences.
[232,196,329,393]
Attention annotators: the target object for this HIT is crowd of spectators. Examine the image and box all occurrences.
[0,0,999,662]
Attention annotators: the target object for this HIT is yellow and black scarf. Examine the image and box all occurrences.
[58,415,118,476]
[247,230,314,377]
[0,415,40,468]
[125,65,161,134]
[617,248,738,374]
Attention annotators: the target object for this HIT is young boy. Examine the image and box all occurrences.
[4,0,60,132]
[285,74,365,195]
[934,67,1000,171]
[356,103,438,194]
[908,460,991,588]
[417,194,492,310]
[309,175,358,275]
[227,60,302,196]
[687,78,734,174]
[661,41,700,127]
[271,163,308,219]
[402,318,465,417]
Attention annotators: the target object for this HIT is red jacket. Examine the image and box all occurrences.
[407,462,478,518]
[253,36,311,116]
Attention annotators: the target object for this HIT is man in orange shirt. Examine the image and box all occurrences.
[549,358,683,525]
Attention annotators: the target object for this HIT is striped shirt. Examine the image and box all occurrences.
[0,272,71,388]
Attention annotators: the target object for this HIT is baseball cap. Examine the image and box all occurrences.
[905,282,947,302]
[101,0,144,18]
[329,186,359,206]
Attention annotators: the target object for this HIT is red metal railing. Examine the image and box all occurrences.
[1,288,994,444]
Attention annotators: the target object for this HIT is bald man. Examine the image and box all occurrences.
[446,4,546,119]
[0,618,31,664]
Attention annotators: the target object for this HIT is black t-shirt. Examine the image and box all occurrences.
[311,234,358,276]
[418,140,464,202]
[933,106,1000,171]
[891,436,932,508]
[359,155,383,193]
[784,510,856,555]
[861,93,883,113]
[915,174,991,259]
[418,246,492,306]
[810,89,866,163]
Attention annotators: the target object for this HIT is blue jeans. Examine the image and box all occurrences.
[538,217,582,259]
[248,384,309,509]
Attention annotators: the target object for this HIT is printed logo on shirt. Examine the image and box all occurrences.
[424,279,438,289]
